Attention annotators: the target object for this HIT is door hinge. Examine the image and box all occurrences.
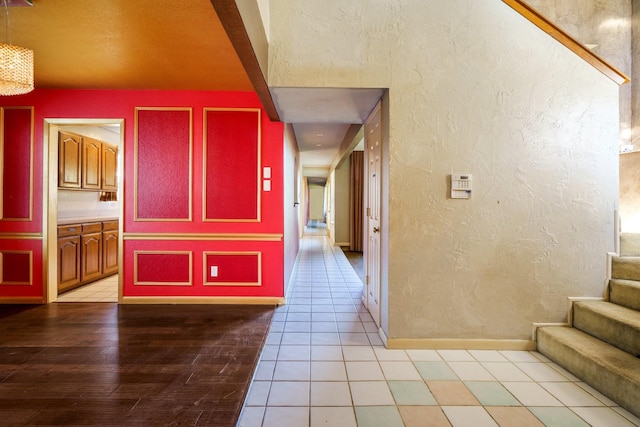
[366,207,370,217]
[366,275,369,285]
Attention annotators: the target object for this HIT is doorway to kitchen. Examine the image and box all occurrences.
[44,119,124,303]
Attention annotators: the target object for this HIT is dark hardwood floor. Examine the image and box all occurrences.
[0,303,274,426]
[341,249,364,284]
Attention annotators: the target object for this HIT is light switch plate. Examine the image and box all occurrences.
[210,266,218,277]
[263,167,271,179]
[263,180,271,192]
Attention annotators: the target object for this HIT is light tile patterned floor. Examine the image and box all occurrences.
[56,274,118,302]
[238,232,640,427]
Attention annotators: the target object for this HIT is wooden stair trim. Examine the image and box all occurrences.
[503,0,630,86]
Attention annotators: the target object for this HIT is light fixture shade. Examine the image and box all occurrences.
[0,42,33,96]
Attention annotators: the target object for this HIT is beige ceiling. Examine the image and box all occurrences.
[5,0,252,91]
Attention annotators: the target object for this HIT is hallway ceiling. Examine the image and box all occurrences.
[4,0,381,175]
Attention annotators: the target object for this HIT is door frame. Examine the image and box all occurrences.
[44,118,125,303]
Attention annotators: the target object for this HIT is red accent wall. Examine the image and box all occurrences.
[0,90,284,302]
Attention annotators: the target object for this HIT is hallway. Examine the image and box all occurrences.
[238,234,640,427]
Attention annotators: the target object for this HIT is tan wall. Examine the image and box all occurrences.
[308,185,325,221]
[527,0,633,145]
[333,156,351,246]
[269,0,620,340]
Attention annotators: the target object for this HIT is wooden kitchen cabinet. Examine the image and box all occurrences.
[102,143,118,191]
[57,225,81,293]
[58,131,118,191]
[82,137,102,190]
[102,220,119,275]
[58,132,82,189]
[80,223,103,283]
[58,220,118,294]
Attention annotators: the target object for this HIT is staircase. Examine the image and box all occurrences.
[536,232,640,418]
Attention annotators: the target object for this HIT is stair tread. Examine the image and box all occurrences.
[573,301,640,355]
[538,326,640,374]
[574,300,640,327]
[609,279,640,311]
[620,233,640,256]
[612,256,640,282]
[537,326,640,415]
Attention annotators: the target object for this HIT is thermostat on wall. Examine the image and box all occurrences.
[451,174,472,199]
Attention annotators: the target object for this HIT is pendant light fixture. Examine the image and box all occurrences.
[0,0,33,96]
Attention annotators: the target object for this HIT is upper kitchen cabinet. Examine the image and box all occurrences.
[58,131,118,192]
[82,137,102,190]
[58,131,82,189]
[101,143,118,191]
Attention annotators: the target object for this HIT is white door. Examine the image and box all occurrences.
[365,102,382,326]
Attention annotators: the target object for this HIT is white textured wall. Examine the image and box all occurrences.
[269,0,620,340]
[256,0,270,41]
[633,0,640,146]
[283,124,300,294]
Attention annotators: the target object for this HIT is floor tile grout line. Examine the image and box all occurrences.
[243,230,640,427]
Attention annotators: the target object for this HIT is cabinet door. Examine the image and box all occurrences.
[58,235,81,292]
[58,132,82,188]
[101,143,118,191]
[102,229,119,275]
[82,137,102,190]
[81,232,102,282]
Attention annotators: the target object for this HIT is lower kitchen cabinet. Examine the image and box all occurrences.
[102,221,119,276]
[57,220,119,293]
[57,235,81,293]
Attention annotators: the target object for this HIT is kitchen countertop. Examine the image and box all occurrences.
[57,217,119,225]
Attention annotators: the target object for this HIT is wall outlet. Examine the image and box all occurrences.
[210,266,218,277]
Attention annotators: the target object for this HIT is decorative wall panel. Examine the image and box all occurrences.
[134,251,192,286]
[0,251,32,285]
[204,108,260,221]
[1,107,33,221]
[135,108,192,221]
[204,251,261,286]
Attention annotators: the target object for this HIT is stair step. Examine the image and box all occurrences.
[537,326,640,418]
[611,256,640,281]
[620,233,640,256]
[610,279,640,311]
[573,301,640,356]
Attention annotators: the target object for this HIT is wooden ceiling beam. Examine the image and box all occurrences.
[210,0,280,121]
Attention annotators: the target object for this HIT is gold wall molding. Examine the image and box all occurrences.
[203,107,262,223]
[123,232,282,241]
[0,107,35,222]
[133,250,193,286]
[0,250,33,285]
[0,233,42,240]
[203,251,262,286]
[134,107,194,222]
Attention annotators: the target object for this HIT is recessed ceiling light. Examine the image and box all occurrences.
[316,133,324,137]
[315,144,323,147]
